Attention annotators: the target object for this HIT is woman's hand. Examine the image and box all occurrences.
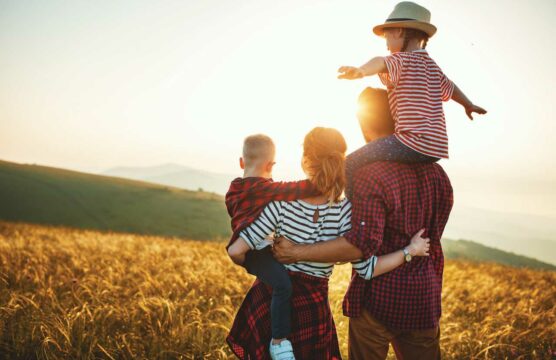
[407,228,430,257]
[272,236,301,264]
[337,66,365,80]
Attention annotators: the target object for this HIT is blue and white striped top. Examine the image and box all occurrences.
[239,198,378,279]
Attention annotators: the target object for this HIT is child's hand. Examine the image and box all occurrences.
[408,228,430,257]
[337,66,365,80]
[465,104,487,120]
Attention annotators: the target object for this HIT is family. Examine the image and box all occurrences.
[224,2,486,359]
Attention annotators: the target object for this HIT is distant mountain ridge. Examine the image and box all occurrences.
[103,163,235,195]
[442,239,555,271]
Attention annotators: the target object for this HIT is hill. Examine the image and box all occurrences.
[0,222,554,359]
[103,163,235,195]
[442,238,556,271]
[0,160,231,240]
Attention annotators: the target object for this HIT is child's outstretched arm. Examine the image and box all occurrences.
[352,229,430,280]
[451,83,487,120]
[338,57,387,80]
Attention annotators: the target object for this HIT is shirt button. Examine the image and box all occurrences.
[361,221,365,226]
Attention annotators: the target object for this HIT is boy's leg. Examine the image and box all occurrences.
[244,247,292,339]
[345,135,439,197]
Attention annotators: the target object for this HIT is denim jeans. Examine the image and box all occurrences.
[244,246,292,339]
[345,134,439,198]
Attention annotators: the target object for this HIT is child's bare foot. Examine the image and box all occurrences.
[408,228,430,256]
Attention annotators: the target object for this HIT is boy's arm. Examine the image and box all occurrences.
[338,57,387,80]
[228,237,251,265]
[228,201,282,265]
[250,179,319,202]
[451,83,487,120]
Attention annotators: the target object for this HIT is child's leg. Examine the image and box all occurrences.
[345,135,439,197]
[244,246,292,340]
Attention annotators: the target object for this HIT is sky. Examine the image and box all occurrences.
[1,0,556,219]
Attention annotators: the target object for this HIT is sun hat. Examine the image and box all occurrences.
[373,2,437,38]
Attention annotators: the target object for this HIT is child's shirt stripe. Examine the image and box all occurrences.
[378,49,454,159]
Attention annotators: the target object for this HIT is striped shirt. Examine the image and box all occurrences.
[240,198,378,279]
[378,49,455,159]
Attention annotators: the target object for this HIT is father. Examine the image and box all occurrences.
[273,87,453,359]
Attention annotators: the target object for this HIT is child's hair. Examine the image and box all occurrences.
[242,134,275,167]
[400,28,429,52]
[302,127,347,203]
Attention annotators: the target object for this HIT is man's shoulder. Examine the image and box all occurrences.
[353,161,450,184]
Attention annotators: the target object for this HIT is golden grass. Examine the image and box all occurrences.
[0,221,554,359]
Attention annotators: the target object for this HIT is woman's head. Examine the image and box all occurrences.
[383,27,429,53]
[302,127,347,203]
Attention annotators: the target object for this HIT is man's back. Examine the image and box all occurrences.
[343,161,453,330]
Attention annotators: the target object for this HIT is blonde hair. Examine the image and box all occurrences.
[242,134,275,167]
[302,127,347,203]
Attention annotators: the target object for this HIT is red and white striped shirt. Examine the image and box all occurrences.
[378,49,454,159]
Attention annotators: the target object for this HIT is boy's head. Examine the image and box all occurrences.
[357,87,395,143]
[240,134,276,178]
[373,2,435,53]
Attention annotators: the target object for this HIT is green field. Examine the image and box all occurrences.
[0,160,231,240]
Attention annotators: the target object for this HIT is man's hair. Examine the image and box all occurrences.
[242,134,275,166]
[357,87,395,134]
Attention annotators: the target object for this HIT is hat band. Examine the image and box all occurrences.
[386,17,418,22]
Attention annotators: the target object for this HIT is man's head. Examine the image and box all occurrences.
[357,87,395,143]
[240,134,276,178]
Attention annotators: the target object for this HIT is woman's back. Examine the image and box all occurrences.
[240,198,352,278]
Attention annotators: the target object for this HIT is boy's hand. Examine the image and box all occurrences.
[408,228,430,257]
[465,104,487,120]
[338,66,365,80]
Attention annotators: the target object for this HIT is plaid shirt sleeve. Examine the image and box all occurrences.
[343,172,388,259]
[249,179,318,201]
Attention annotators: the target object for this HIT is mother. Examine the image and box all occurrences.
[227,111,427,359]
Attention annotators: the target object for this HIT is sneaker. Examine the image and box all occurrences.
[269,339,296,360]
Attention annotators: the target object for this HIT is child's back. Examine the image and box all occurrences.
[379,49,453,159]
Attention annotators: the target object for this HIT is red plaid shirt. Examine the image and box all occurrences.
[225,177,318,248]
[343,161,453,330]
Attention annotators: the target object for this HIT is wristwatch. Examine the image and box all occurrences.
[403,247,412,263]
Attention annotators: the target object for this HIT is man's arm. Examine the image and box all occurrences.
[274,172,388,263]
[273,236,362,263]
[273,232,429,278]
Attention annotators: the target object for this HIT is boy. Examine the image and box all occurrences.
[225,134,319,359]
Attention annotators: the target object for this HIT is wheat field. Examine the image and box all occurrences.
[0,221,554,359]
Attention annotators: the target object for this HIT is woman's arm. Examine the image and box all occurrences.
[352,229,430,280]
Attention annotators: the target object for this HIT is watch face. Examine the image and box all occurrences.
[405,254,412,262]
